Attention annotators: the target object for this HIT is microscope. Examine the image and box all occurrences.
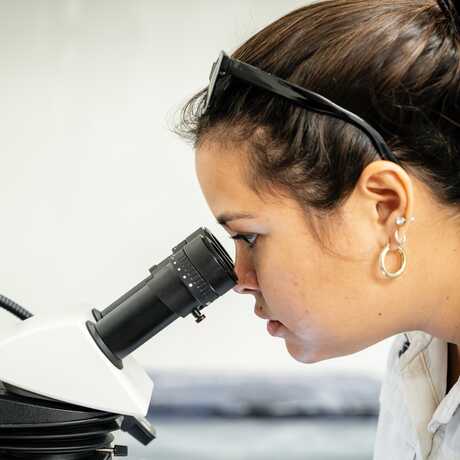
[0,227,237,459]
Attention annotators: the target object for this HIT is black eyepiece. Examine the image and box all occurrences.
[86,228,237,368]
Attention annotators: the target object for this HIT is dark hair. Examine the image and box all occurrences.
[174,0,460,250]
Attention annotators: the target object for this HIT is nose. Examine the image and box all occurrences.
[231,242,259,294]
[232,269,259,294]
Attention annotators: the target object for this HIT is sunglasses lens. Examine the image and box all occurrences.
[204,63,217,111]
[204,52,226,113]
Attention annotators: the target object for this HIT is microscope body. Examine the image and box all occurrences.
[0,227,237,458]
[0,310,153,416]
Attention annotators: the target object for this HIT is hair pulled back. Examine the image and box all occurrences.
[175,0,460,245]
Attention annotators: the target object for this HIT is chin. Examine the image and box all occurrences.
[284,338,325,364]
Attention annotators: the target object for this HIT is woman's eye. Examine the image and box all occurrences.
[229,234,258,248]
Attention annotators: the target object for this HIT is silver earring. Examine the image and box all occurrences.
[394,229,407,246]
[396,215,416,226]
[379,243,407,279]
[378,215,413,279]
[394,215,415,247]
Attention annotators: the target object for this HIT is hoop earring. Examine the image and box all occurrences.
[379,243,407,279]
[378,215,410,279]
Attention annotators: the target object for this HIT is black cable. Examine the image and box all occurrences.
[0,294,33,320]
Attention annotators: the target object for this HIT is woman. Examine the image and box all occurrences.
[176,1,460,458]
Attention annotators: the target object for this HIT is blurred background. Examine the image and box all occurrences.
[0,1,395,458]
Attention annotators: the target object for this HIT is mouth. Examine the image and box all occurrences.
[253,304,270,320]
[254,304,287,337]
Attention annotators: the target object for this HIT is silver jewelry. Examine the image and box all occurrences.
[396,215,416,226]
[379,214,413,279]
[394,229,407,246]
[379,243,407,279]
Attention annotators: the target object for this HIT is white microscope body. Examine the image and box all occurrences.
[0,228,236,457]
[0,310,153,416]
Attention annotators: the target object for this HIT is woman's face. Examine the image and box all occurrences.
[195,140,416,364]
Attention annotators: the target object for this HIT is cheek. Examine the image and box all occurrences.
[257,265,340,348]
[258,263,311,326]
[254,238,345,341]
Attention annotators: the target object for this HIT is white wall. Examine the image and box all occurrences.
[0,0,393,379]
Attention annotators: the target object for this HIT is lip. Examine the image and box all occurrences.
[254,304,271,320]
[254,304,286,337]
[267,320,285,337]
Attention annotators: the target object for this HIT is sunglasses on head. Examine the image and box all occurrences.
[203,51,402,166]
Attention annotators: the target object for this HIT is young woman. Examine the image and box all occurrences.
[176,1,460,458]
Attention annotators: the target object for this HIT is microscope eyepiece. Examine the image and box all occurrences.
[86,227,237,368]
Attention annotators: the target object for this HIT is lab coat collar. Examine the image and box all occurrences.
[397,330,451,457]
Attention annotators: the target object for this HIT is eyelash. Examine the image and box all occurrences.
[229,234,258,248]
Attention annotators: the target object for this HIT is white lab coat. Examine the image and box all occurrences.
[373,331,460,459]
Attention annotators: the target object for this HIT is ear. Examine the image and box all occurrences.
[356,160,414,249]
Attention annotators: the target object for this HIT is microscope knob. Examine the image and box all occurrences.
[96,445,128,457]
[120,415,156,445]
[113,445,128,456]
[192,308,206,323]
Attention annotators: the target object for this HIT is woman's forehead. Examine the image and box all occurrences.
[195,141,309,226]
[195,143,256,200]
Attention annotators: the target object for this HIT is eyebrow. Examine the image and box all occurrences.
[216,212,256,226]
